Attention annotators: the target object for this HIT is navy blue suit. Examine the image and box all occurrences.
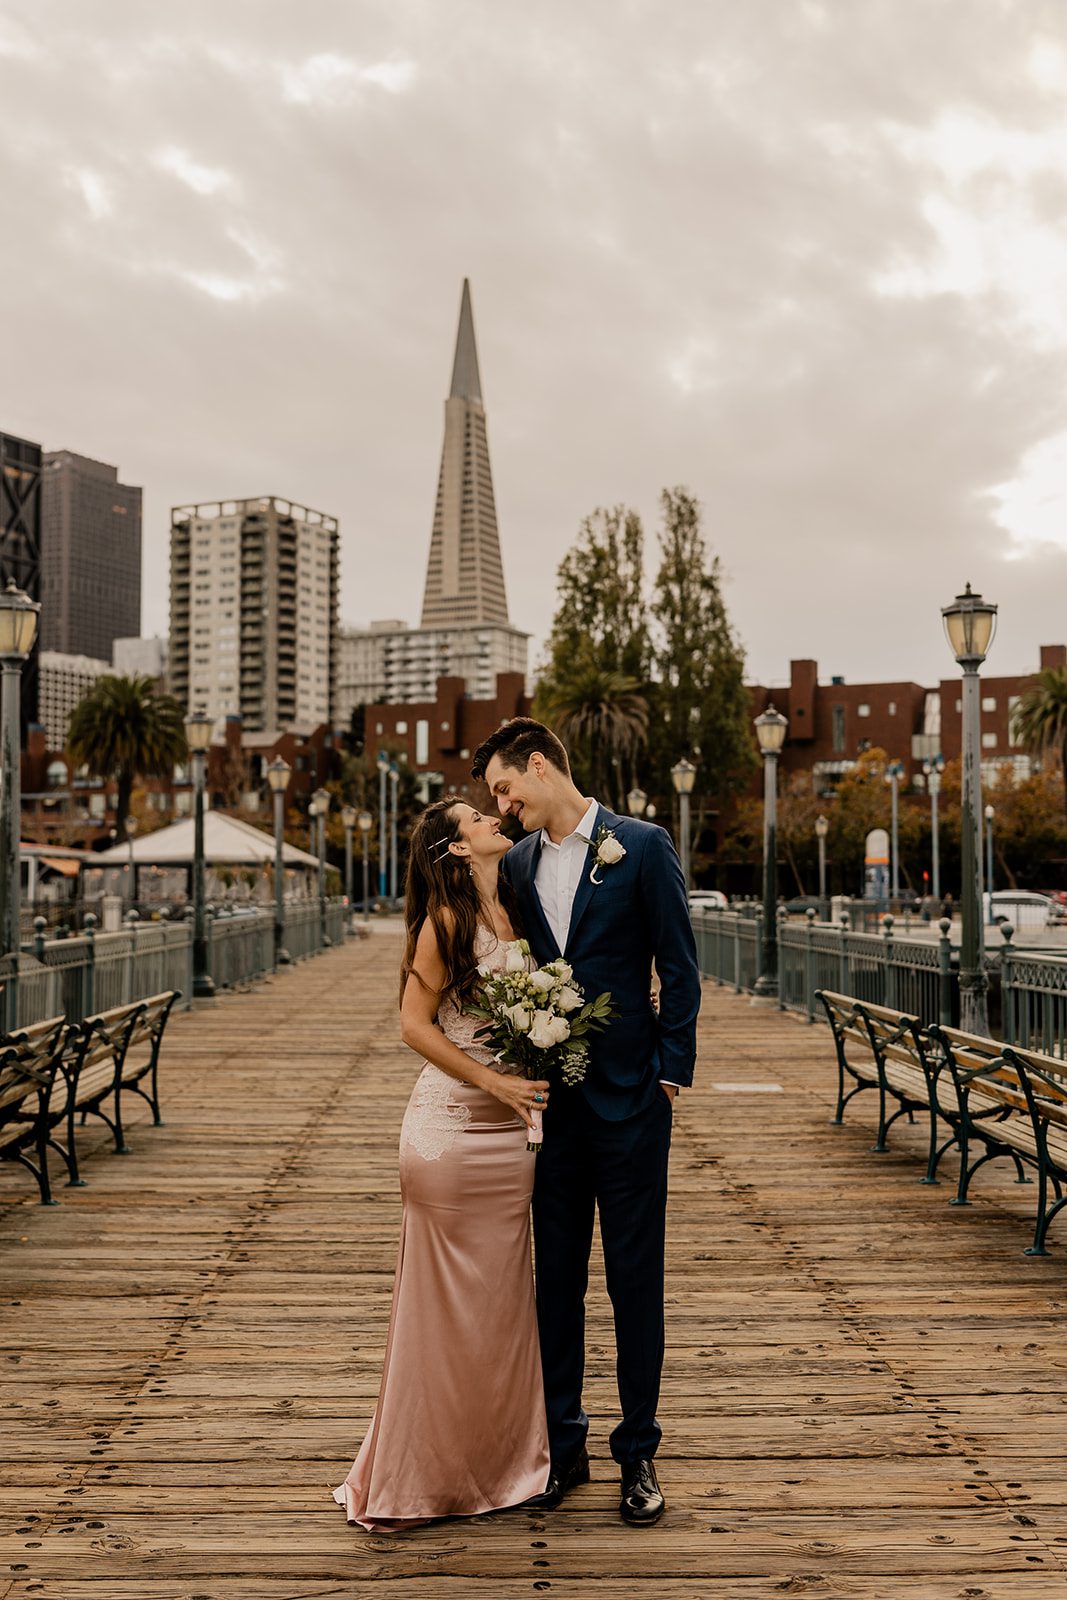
[502,805,701,1466]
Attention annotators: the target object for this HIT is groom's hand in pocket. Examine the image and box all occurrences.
[659,1082,677,1106]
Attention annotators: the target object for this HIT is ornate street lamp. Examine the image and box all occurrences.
[389,762,400,903]
[266,756,291,966]
[341,803,357,935]
[377,751,389,899]
[885,760,904,902]
[923,755,944,902]
[0,579,40,1030]
[310,787,331,948]
[753,704,788,1002]
[627,787,648,818]
[358,809,373,925]
[184,708,216,1000]
[942,582,997,1032]
[814,813,829,920]
[670,760,696,892]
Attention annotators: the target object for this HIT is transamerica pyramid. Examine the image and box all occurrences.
[420,280,511,627]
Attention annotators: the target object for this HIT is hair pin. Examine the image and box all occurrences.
[429,837,455,863]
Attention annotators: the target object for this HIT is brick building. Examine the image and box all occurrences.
[750,643,1067,794]
[364,672,531,798]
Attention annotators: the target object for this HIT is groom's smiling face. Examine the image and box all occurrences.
[484,751,551,834]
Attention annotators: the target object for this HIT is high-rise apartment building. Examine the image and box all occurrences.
[1,430,43,727]
[40,451,141,661]
[335,281,527,721]
[169,497,338,732]
[113,635,168,681]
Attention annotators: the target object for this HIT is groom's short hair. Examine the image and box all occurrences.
[471,718,570,782]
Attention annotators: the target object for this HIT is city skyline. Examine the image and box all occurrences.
[4,2,1067,690]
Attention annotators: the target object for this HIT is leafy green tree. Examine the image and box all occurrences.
[1012,668,1067,820]
[67,675,187,842]
[650,487,756,810]
[539,505,650,686]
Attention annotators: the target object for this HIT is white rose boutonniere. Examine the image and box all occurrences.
[588,824,627,885]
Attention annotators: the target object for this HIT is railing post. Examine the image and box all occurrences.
[882,913,895,1010]
[1000,921,1015,1045]
[84,912,96,1020]
[33,915,46,963]
[733,915,742,994]
[777,906,788,1010]
[125,909,139,1005]
[938,915,953,1029]
[805,906,816,1023]
[838,910,850,995]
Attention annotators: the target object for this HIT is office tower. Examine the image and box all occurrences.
[38,650,110,748]
[113,636,168,681]
[421,279,511,628]
[40,451,141,662]
[169,497,338,731]
[0,430,43,727]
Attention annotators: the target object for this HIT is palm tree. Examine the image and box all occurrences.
[1012,667,1067,820]
[67,675,189,840]
[536,659,649,807]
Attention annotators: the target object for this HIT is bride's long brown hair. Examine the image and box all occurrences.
[400,795,522,1008]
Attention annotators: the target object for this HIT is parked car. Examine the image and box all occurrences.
[688,890,729,912]
[781,895,822,916]
[988,890,1060,931]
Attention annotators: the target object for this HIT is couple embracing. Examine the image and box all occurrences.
[333,718,701,1532]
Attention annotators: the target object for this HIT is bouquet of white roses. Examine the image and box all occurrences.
[468,939,616,1151]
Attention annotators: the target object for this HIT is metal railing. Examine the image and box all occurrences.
[1,896,352,1030]
[693,908,957,1029]
[1001,932,1067,1059]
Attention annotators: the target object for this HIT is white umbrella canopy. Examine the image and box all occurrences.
[91,811,321,869]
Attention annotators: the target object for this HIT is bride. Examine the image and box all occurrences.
[332,795,551,1531]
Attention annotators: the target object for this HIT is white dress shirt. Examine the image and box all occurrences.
[534,799,680,1094]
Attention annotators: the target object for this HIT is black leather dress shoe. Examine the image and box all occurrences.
[523,1446,590,1510]
[619,1458,665,1524]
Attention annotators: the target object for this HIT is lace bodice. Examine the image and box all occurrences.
[435,925,527,1075]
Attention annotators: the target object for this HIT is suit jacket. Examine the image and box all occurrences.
[501,805,701,1121]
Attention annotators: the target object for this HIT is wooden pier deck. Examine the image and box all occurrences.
[3,926,1067,1598]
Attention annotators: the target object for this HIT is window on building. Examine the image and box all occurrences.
[888,701,896,716]
[982,732,997,749]
[982,696,997,712]
[857,704,871,719]
[396,721,408,735]
[416,720,429,765]
[831,705,846,753]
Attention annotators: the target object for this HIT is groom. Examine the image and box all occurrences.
[472,718,701,1525]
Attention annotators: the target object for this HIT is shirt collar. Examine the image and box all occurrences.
[540,798,600,851]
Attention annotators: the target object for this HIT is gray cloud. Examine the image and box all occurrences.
[3,0,1067,696]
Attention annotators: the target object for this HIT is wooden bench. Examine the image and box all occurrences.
[931,1027,1067,1255]
[0,1016,74,1205]
[64,991,181,1182]
[817,990,944,1181]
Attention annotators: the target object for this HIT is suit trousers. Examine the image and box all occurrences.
[531,1086,673,1467]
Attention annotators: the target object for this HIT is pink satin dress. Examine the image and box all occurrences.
[332,927,550,1532]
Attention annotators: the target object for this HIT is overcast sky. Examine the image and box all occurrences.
[4,0,1067,691]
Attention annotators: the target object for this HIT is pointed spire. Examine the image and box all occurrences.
[448,278,483,404]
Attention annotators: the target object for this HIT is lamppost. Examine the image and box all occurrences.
[942,582,997,1033]
[670,760,696,891]
[184,708,216,1000]
[389,761,400,902]
[266,756,291,967]
[924,755,944,902]
[341,803,357,934]
[985,803,995,924]
[377,751,388,899]
[310,787,330,948]
[753,704,788,1002]
[125,814,139,907]
[885,760,904,902]
[358,809,372,924]
[0,579,40,1031]
[627,787,647,819]
[815,814,829,920]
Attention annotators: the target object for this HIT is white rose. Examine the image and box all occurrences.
[553,962,573,984]
[557,985,582,1013]
[529,969,556,993]
[504,1003,532,1033]
[528,1010,557,1049]
[505,945,527,973]
[597,835,626,865]
[546,1014,571,1045]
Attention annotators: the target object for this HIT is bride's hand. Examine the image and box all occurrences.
[487,1074,551,1130]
